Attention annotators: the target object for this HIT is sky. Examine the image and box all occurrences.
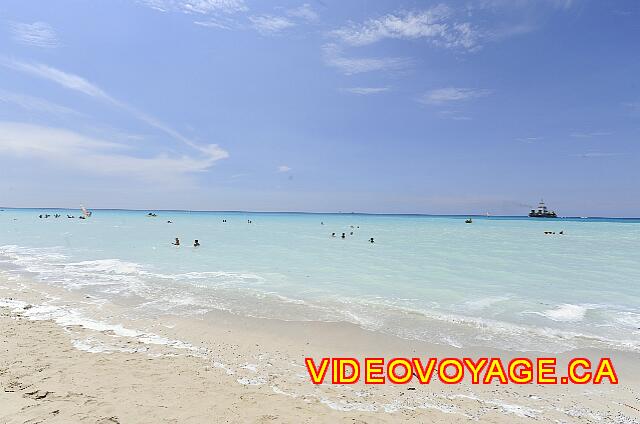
[0,0,638,216]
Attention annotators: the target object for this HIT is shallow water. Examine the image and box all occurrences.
[1,208,639,352]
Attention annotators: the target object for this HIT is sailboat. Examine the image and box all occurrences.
[80,205,92,218]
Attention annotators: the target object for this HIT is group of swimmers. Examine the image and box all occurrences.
[329,224,375,243]
[38,214,85,219]
[172,237,200,247]
[167,217,255,248]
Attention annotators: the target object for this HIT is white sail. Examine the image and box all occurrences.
[80,205,92,218]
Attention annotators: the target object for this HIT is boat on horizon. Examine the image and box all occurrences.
[529,200,557,218]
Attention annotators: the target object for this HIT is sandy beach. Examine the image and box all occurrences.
[2,0,639,421]
[2,275,639,424]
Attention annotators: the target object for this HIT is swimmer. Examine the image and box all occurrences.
[331,232,336,237]
[167,220,172,223]
[350,232,354,235]
[194,239,200,247]
[369,237,375,243]
[341,233,346,239]
[173,237,180,246]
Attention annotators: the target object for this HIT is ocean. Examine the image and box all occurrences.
[1,208,639,353]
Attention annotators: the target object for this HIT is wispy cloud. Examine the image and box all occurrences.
[623,101,640,117]
[571,152,621,158]
[0,122,226,183]
[420,87,492,104]
[194,16,240,30]
[341,87,390,95]
[138,0,247,15]
[10,22,59,48]
[570,131,612,138]
[472,0,577,11]
[286,3,318,22]
[249,15,295,35]
[322,43,410,75]
[0,57,225,160]
[516,136,543,143]
[329,5,480,51]
[277,165,291,172]
[0,90,80,116]
[437,110,472,120]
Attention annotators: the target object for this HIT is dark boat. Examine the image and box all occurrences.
[529,200,557,218]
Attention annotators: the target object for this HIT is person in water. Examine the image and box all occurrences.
[173,237,180,246]
[369,237,375,243]
[331,232,336,237]
[341,233,346,239]
[194,239,200,247]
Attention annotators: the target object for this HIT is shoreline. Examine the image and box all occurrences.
[2,275,639,423]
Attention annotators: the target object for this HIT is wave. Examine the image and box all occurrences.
[1,244,639,353]
[537,304,589,322]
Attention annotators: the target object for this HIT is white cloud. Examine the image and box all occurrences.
[194,17,238,30]
[322,43,410,75]
[571,152,620,158]
[10,22,59,48]
[277,165,291,173]
[0,57,223,160]
[286,4,318,22]
[249,15,295,34]
[516,136,542,143]
[2,59,110,99]
[420,87,492,104]
[341,87,390,95]
[437,110,472,120]
[138,0,247,14]
[0,122,227,183]
[329,5,480,51]
[570,131,612,138]
[0,90,79,116]
[475,0,576,11]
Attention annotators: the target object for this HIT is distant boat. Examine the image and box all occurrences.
[529,200,557,218]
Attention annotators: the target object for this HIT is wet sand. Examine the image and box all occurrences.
[1,276,639,423]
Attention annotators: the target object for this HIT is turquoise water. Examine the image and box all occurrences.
[1,208,639,353]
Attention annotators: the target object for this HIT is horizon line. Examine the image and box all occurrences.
[1,206,639,220]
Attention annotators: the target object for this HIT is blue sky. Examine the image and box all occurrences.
[0,0,638,216]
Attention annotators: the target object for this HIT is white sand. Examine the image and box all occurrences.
[1,276,639,423]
